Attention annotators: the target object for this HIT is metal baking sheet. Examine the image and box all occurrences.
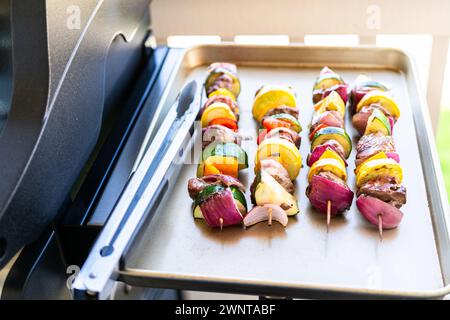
[119,44,450,299]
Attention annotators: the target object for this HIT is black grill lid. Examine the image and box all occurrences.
[0,0,151,268]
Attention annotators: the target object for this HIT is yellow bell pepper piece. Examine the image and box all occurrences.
[356,90,400,120]
[308,158,347,183]
[256,138,302,180]
[208,88,236,101]
[355,152,387,176]
[252,85,297,122]
[313,91,346,117]
[201,102,236,127]
[356,158,402,187]
[318,148,346,169]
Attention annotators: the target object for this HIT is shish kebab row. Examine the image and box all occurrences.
[352,74,406,237]
[187,63,406,236]
[306,68,354,231]
[306,67,406,237]
[187,63,248,229]
[187,63,302,228]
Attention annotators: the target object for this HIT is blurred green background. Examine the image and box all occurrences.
[437,109,450,201]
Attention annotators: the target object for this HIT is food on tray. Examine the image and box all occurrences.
[356,195,403,230]
[263,105,299,119]
[188,63,248,229]
[364,108,392,136]
[257,127,301,148]
[313,91,346,117]
[197,155,239,178]
[255,137,302,180]
[310,126,352,159]
[356,90,400,119]
[188,175,247,222]
[201,94,239,117]
[253,169,299,215]
[350,74,389,111]
[306,174,354,216]
[306,68,354,229]
[312,66,349,104]
[351,77,407,238]
[202,125,242,149]
[307,143,348,167]
[355,158,403,187]
[252,85,297,122]
[247,84,302,227]
[188,174,245,198]
[191,185,246,228]
[244,204,289,227]
[197,142,248,178]
[262,113,302,133]
[355,132,395,166]
[208,87,237,101]
[253,159,295,194]
[202,142,248,170]
[205,62,241,98]
[352,90,399,135]
[308,151,347,182]
[200,102,236,128]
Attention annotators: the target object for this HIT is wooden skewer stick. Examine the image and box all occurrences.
[268,207,273,226]
[378,214,383,242]
[219,217,224,231]
[326,200,331,233]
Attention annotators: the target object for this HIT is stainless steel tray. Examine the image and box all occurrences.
[102,44,450,299]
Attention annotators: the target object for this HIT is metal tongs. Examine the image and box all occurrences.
[73,81,198,299]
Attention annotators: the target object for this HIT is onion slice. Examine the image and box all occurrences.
[321,84,349,104]
[306,175,354,215]
[356,194,403,229]
[200,188,243,228]
[351,89,368,111]
[243,204,288,227]
[307,144,348,167]
[386,152,400,163]
[388,116,395,135]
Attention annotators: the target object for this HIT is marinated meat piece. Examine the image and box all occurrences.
[263,127,301,149]
[250,159,295,204]
[263,105,299,119]
[352,104,392,135]
[202,125,242,149]
[187,178,209,200]
[310,110,344,132]
[311,139,346,161]
[188,174,245,200]
[317,171,347,187]
[358,177,407,208]
[206,73,234,96]
[313,83,349,104]
[201,175,245,193]
[355,132,395,166]
[207,62,237,75]
[201,95,239,117]
[352,110,370,135]
[260,159,295,194]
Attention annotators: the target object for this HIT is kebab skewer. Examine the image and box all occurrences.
[350,75,406,240]
[187,63,248,229]
[244,85,302,227]
[306,67,354,231]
